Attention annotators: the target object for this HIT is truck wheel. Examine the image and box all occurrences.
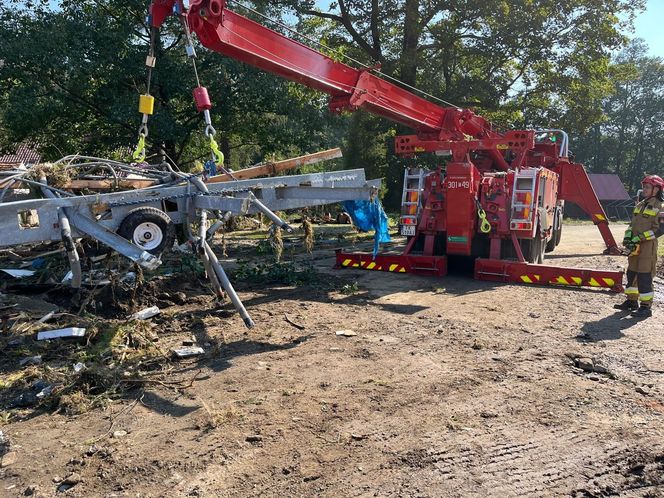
[535,234,545,264]
[520,225,545,263]
[118,207,176,255]
[545,207,562,253]
[554,218,562,247]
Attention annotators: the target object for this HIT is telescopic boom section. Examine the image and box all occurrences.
[149,0,495,140]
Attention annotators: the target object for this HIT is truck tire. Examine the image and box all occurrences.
[117,207,176,255]
[520,224,545,264]
[534,233,545,264]
[545,207,563,253]
[554,217,562,247]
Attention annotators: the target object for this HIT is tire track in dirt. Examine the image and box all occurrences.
[397,424,664,496]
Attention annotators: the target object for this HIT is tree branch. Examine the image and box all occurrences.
[304,2,381,62]
[302,9,343,23]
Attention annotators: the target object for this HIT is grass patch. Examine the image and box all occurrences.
[562,218,596,225]
[232,260,318,286]
[340,281,360,295]
[200,401,244,429]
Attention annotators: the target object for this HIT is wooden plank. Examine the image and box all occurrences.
[205,148,343,183]
[65,178,158,190]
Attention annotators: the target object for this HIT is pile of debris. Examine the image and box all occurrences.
[0,148,343,193]
[0,265,215,418]
[0,149,379,328]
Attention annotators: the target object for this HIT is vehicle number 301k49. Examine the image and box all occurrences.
[447,180,470,189]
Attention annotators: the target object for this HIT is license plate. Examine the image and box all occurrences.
[400,225,416,237]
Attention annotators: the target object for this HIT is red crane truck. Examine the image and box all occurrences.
[147,0,624,292]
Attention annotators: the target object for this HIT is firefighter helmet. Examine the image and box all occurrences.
[641,175,664,189]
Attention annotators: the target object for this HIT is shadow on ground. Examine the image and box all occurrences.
[578,311,649,341]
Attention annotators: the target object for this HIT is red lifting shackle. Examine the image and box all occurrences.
[193,86,212,112]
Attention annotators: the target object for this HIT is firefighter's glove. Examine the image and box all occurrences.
[623,239,638,253]
[622,229,633,246]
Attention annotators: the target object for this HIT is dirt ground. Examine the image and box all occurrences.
[1,223,663,497]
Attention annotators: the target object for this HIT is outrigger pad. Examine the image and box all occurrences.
[335,250,447,276]
[335,251,624,293]
[474,258,624,293]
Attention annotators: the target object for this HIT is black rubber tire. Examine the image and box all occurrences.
[554,219,562,247]
[545,208,562,253]
[520,223,545,264]
[117,207,176,255]
[534,233,545,264]
[519,239,535,263]
[520,238,542,264]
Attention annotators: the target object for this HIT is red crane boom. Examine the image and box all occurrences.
[150,0,495,142]
[147,0,624,292]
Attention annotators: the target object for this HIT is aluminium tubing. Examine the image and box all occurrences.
[197,208,225,297]
[39,180,82,288]
[201,240,255,329]
[248,193,293,232]
[40,179,161,271]
[67,212,162,270]
[57,214,82,288]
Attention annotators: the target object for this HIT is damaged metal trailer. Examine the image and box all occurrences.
[0,167,380,328]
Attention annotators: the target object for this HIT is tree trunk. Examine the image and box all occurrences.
[221,135,231,168]
[164,140,177,165]
[628,121,646,191]
[399,0,420,87]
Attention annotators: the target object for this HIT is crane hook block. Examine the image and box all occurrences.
[193,86,212,112]
[138,94,155,115]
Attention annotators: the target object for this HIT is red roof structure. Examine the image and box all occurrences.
[587,173,630,200]
[0,143,41,165]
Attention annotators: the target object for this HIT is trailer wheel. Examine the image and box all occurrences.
[118,207,176,255]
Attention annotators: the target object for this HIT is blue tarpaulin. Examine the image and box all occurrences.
[343,198,391,256]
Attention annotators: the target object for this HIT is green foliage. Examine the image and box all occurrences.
[0,0,344,168]
[0,0,650,208]
[233,260,318,286]
[178,252,205,276]
[255,238,273,256]
[340,281,359,295]
[573,39,664,191]
[279,0,645,207]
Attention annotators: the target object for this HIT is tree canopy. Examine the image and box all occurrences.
[0,0,660,205]
[287,0,643,129]
[574,40,664,191]
[0,0,342,168]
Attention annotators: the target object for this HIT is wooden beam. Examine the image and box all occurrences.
[65,178,159,190]
[205,148,343,183]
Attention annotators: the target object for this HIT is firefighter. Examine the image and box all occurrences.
[614,174,664,317]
